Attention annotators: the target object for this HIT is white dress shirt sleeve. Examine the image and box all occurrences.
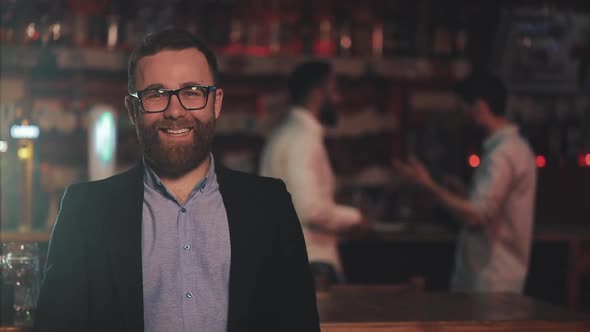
[284,134,362,231]
[469,150,513,227]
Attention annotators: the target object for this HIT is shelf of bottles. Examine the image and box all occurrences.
[0,0,470,79]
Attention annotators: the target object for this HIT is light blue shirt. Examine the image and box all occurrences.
[452,125,537,293]
[141,156,231,332]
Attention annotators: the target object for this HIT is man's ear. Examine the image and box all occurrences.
[312,88,323,103]
[213,88,224,120]
[308,88,323,109]
[476,99,492,117]
[125,95,137,126]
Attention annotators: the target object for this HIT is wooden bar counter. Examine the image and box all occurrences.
[318,286,590,332]
[338,224,590,311]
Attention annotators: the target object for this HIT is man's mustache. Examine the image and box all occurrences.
[152,119,197,129]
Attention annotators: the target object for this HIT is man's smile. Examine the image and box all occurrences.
[159,127,193,136]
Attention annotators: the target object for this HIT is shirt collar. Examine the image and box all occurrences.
[290,106,324,136]
[143,153,217,197]
[483,124,519,151]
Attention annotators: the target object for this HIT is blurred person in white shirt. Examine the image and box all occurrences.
[394,71,537,293]
[260,61,363,282]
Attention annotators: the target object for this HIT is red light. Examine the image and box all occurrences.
[535,155,547,168]
[468,154,480,168]
[580,154,590,167]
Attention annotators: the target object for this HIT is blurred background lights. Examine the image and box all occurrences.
[536,155,547,168]
[468,154,480,168]
[17,145,32,160]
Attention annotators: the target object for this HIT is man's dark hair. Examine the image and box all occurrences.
[454,71,507,117]
[287,61,333,105]
[127,28,219,92]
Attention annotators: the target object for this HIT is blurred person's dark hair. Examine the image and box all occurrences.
[127,28,219,93]
[288,61,333,105]
[454,71,507,117]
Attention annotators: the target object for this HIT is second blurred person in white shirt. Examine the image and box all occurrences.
[260,61,362,280]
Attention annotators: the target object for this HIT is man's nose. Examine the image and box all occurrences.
[163,94,186,119]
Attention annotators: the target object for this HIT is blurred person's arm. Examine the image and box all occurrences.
[465,152,513,227]
[285,137,362,232]
[394,156,512,228]
[442,175,469,197]
[34,185,88,331]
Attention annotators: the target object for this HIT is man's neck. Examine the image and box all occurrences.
[485,118,509,138]
[158,155,211,204]
[301,102,320,119]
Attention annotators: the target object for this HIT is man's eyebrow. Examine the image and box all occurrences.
[140,82,213,91]
[142,83,165,90]
[181,81,209,87]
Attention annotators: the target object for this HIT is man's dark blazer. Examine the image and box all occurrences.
[34,164,320,332]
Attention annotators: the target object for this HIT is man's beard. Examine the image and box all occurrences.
[461,118,486,146]
[137,115,215,178]
[318,101,338,128]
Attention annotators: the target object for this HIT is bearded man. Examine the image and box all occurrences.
[34,29,320,332]
[260,61,363,283]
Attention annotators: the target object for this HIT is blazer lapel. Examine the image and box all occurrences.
[217,166,257,332]
[107,165,145,331]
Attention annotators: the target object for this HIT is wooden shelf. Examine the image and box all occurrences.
[0,46,470,80]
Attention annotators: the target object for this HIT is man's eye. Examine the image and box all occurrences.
[183,88,205,97]
[144,90,167,99]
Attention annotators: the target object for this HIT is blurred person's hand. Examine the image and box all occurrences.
[340,217,373,238]
[306,216,364,234]
[351,217,373,233]
[392,156,435,190]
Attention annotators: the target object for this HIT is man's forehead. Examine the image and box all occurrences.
[135,48,214,85]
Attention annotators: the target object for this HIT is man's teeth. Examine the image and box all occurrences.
[164,128,190,134]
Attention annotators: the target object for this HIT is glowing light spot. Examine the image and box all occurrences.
[535,155,547,168]
[340,36,352,49]
[17,146,32,160]
[94,112,115,163]
[10,125,40,139]
[468,154,480,168]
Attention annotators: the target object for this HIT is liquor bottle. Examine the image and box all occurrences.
[68,0,110,47]
[226,3,246,54]
[430,2,453,56]
[267,0,281,54]
[380,1,396,57]
[243,0,270,56]
[314,16,335,57]
[351,4,373,57]
[279,0,300,55]
[334,4,352,57]
[313,0,336,57]
[0,0,19,45]
[299,0,314,55]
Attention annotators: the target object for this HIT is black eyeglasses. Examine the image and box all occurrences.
[129,85,217,113]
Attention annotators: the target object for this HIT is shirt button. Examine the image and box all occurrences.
[186,291,193,298]
[184,244,191,250]
[181,208,187,213]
